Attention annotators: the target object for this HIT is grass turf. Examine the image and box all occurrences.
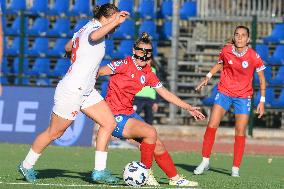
[0,143,283,189]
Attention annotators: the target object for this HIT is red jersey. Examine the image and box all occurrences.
[217,45,265,98]
[105,56,162,115]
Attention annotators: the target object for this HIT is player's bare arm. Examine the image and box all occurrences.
[256,70,266,118]
[97,65,113,77]
[155,87,205,120]
[90,11,129,41]
[195,63,223,91]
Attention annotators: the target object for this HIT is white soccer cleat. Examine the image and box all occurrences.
[169,176,198,187]
[231,167,240,177]
[194,160,210,175]
[145,169,160,186]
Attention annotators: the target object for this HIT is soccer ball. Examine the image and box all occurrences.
[123,161,149,187]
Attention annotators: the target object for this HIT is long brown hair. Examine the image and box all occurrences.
[93,3,119,20]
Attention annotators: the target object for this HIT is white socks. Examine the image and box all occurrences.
[202,157,210,164]
[94,151,107,171]
[170,174,180,181]
[23,148,41,169]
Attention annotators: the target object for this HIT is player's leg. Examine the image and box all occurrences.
[194,92,230,175]
[18,113,73,182]
[81,97,118,184]
[231,98,250,177]
[122,117,158,186]
[153,137,198,187]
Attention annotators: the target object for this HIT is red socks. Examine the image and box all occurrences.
[202,127,217,158]
[154,151,177,178]
[233,136,246,167]
[140,141,156,169]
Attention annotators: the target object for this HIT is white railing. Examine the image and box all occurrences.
[197,0,283,18]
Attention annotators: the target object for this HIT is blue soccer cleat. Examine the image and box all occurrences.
[17,163,37,183]
[92,169,119,184]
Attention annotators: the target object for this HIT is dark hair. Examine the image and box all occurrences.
[230,25,250,45]
[93,3,119,20]
[134,32,152,48]
[234,25,250,37]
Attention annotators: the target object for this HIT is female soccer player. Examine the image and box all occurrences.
[194,26,266,177]
[98,32,205,187]
[18,4,129,184]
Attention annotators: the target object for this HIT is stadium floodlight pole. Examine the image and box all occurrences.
[248,14,258,137]
[169,0,180,124]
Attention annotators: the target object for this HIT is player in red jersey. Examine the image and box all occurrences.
[98,32,205,186]
[194,26,266,177]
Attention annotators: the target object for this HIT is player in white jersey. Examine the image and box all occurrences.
[18,4,129,184]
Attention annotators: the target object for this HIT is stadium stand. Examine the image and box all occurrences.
[2,0,284,126]
[263,24,284,44]
[268,45,284,65]
[27,0,48,16]
[47,0,70,16]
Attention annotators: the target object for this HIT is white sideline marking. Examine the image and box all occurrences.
[0,181,161,188]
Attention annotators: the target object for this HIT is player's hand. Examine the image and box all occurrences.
[195,77,210,91]
[256,102,265,118]
[186,106,206,121]
[115,11,129,24]
[152,103,158,112]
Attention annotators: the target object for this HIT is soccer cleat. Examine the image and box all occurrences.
[17,163,37,183]
[231,167,240,177]
[92,169,119,184]
[169,176,199,187]
[145,169,160,186]
[194,160,210,175]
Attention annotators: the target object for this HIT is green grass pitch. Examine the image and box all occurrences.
[0,143,283,189]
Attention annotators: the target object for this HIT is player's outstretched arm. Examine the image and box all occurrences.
[156,86,205,120]
[256,70,266,118]
[97,65,113,77]
[90,11,129,41]
[195,63,223,91]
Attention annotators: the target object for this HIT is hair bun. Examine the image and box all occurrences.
[141,32,150,40]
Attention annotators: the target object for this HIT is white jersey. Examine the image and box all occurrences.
[59,20,105,94]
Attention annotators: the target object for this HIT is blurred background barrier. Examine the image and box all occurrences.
[0,86,94,146]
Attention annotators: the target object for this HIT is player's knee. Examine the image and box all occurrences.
[235,127,246,136]
[100,119,117,132]
[47,129,65,141]
[147,127,157,141]
[155,139,166,153]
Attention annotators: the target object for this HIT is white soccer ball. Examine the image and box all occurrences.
[123,161,149,187]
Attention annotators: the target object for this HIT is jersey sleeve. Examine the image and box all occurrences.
[254,52,266,72]
[217,48,225,64]
[107,58,128,74]
[146,71,163,88]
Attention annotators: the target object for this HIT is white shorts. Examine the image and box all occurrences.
[53,84,104,120]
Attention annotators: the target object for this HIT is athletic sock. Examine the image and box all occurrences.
[94,151,107,171]
[154,151,177,178]
[202,127,217,158]
[23,148,41,169]
[233,135,246,167]
[140,141,156,169]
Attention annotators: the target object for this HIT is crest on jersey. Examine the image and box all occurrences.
[114,60,123,67]
[115,116,123,122]
[140,75,146,84]
[242,61,249,68]
[228,60,233,64]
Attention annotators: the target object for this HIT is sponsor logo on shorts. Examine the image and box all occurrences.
[242,61,249,68]
[115,116,123,122]
[215,93,220,100]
